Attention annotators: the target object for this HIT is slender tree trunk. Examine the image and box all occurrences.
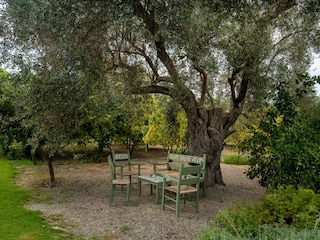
[98,144,104,153]
[31,150,37,165]
[37,146,56,187]
[47,158,55,187]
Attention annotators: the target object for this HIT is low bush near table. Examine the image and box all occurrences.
[199,186,320,239]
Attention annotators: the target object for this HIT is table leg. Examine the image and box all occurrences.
[138,177,163,204]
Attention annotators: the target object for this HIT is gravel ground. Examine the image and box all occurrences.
[15,156,265,240]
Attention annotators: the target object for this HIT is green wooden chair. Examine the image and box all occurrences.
[112,150,141,184]
[161,164,202,217]
[108,155,130,206]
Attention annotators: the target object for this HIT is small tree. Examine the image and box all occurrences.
[240,75,320,191]
[0,69,24,158]
[111,94,151,153]
[143,96,187,151]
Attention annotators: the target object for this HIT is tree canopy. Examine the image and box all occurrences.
[1,0,320,186]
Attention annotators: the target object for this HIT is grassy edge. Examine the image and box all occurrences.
[0,158,79,240]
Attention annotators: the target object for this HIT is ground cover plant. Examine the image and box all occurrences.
[200,186,320,240]
[0,158,77,240]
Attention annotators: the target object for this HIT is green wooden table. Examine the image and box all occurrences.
[138,175,165,204]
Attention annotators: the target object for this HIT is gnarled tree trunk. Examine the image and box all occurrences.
[186,107,238,187]
[129,0,298,188]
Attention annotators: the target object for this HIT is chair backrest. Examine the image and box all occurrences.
[178,164,202,186]
[112,150,131,166]
[166,151,206,180]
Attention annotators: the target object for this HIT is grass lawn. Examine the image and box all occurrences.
[0,158,76,240]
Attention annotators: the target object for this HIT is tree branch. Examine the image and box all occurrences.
[155,76,174,83]
[131,85,171,96]
[257,0,296,25]
[194,65,207,106]
[135,46,159,77]
[230,0,297,109]
[234,76,249,108]
[133,2,179,80]
[228,68,242,104]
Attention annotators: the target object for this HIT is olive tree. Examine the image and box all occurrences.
[2,0,320,186]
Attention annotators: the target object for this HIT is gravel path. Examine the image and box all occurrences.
[15,158,265,239]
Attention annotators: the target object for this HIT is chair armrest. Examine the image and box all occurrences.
[129,161,141,166]
[151,162,167,165]
[152,162,167,174]
[130,161,141,175]
[160,173,178,183]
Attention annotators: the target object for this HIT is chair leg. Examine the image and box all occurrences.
[161,187,165,210]
[110,184,130,206]
[195,192,199,213]
[176,193,180,217]
[109,184,114,206]
[202,181,206,197]
[126,183,130,205]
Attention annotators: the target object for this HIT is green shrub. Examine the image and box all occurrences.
[213,205,259,237]
[256,186,320,229]
[212,202,260,237]
[240,82,320,191]
[200,186,320,239]
[91,150,103,163]
[0,140,26,160]
[200,224,320,240]
[221,155,249,165]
